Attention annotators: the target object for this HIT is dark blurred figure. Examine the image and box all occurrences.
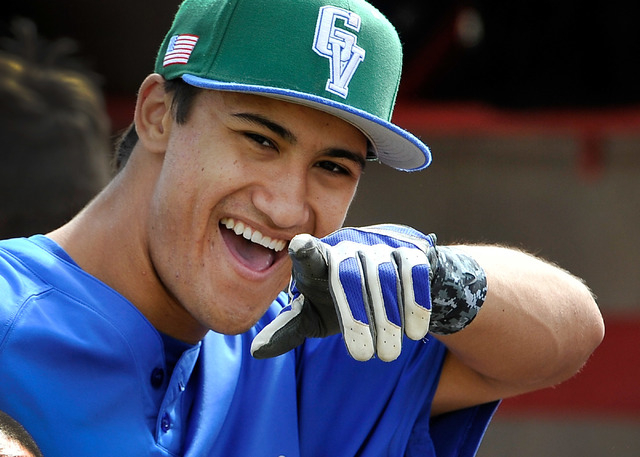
[0,410,43,457]
[0,18,112,239]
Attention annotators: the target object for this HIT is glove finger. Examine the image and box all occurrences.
[290,233,327,270]
[289,234,341,336]
[326,246,375,362]
[289,234,329,300]
[358,250,402,362]
[393,247,432,340]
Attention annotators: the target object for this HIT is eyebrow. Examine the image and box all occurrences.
[325,148,367,170]
[231,112,367,170]
[231,112,297,144]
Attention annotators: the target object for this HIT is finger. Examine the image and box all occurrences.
[326,246,375,362]
[358,250,402,362]
[393,247,431,340]
[289,234,329,283]
[289,235,340,335]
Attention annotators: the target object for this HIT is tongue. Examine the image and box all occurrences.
[224,230,276,271]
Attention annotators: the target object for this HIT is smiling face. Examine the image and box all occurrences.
[146,86,368,340]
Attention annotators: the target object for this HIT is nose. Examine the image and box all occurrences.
[252,170,311,229]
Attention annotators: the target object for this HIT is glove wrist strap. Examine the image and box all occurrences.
[428,246,487,335]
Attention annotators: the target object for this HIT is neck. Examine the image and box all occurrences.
[47,148,206,343]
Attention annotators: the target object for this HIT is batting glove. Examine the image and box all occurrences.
[251,224,486,362]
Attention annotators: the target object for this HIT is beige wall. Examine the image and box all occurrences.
[346,133,640,312]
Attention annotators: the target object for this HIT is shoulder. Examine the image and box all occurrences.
[0,235,122,305]
[0,235,87,306]
[0,235,157,349]
[0,237,54,312]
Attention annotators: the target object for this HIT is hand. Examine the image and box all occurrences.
[251,224,437,362]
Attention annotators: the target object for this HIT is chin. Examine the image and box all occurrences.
[204,281,287,335]
[212,320,258,336]
[209,303,272,336]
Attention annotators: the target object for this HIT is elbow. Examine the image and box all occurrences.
[578,294,605,365]
[553,292,605,386]
[585,297,605,352]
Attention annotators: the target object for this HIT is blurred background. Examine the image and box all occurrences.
[2,1,638,454]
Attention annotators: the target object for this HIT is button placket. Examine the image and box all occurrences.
[155,344,200,453]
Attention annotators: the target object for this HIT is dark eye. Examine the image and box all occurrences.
[246,132,277,149]
[315,160,350,175]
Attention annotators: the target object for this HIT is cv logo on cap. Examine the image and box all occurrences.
[313,6,366,99]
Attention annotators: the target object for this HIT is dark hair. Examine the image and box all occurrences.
[0,410,44,457]
[114,78,201,170]
[0,18,112,238]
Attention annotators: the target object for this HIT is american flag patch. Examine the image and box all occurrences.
[162,34,199,67]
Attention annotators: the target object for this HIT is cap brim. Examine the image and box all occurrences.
[182,74,431,172]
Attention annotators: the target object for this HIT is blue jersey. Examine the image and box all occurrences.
[0,236,497,456]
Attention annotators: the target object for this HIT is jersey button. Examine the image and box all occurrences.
[161,413,171,433]
[150,367,165,388]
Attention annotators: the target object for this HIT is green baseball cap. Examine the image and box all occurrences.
[155,0,431,171]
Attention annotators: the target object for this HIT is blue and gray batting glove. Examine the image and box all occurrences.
[251,224,487,362]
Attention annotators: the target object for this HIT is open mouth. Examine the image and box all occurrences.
[220,217,288,272]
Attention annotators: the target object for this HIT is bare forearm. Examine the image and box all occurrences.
[433,245,604,410]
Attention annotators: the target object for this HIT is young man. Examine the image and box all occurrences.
[0,0,603,456]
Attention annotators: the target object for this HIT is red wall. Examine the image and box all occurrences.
[497,313,640,419]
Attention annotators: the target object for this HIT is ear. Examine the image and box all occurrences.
[134,73,173,154]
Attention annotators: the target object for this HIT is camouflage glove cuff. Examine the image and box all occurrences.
[427,240,487,335]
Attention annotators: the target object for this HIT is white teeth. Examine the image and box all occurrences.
[220,217,287,252]
[242,226,252,240]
